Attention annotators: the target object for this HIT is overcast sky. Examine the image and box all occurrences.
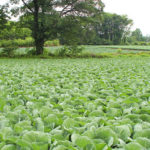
[1,0,150,35]
[103,0,150,35]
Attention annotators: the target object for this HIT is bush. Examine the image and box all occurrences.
[56,45,84,57]
[117,48,123,53]
[101,39,113,45]
[1,41,18,57]
[44,39,60,47]
[0,38,34,48]
[43,48,50,55]
[15,37,34,47]
[0,38,59,48]
[140,42,148,46]
[133,42,139,45]
[24,37,34,47]
[26,48,36,56]
[0,40,13,47]
[53,39,60,46]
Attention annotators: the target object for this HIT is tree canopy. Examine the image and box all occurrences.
[8,0,104,54]
[0,5,9,30]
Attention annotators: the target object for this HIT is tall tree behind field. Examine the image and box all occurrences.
[131,28,143,41]
[9,0,104,55]
[76,12,133,45]
[99,13,133,44]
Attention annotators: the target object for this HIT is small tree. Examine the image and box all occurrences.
[9,0,104,55]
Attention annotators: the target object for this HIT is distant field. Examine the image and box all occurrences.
[98,45,150,50]
[46,45,150,54]
[82,46,142,54]
[45,45,150,54]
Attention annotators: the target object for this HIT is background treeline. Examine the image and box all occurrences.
[0,6,150,47]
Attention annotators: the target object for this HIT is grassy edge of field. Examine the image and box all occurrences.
[0,51,150,59]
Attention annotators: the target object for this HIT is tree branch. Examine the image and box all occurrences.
[22,0,34,13]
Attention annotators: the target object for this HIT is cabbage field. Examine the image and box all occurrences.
[0,58,150,150]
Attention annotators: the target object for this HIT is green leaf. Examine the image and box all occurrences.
[22,131,50,150]
[71,134,93,148]
[113,125,132,142]
[16,139,31,148]
[95,143,107,150]
[22,131,50,143]
[125,142,144,150]
[134,129,150,139]
[0,127,13,141]
[95,127,118,145]
[1,144,16,150]
[63,118,78,130]
[35,118,44,132]
[14,121,32,134]
[53,145,67,150]
[136,137,150,149]
[44,114,59,131]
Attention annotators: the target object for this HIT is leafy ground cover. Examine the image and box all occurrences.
[0,58,150,149]
[82,46,142,54]
[98,45,150,51]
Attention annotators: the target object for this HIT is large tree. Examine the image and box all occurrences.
[72,12,133,45]
[98,13,133,44]
[131,28,143,41]
[9,0,104,55]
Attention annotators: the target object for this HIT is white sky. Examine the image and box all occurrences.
[103,0,150,35]
[1,0,150,35]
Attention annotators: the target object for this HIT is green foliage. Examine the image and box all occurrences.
[9,0,104,54]
[0,38,34,47]
[134,129,150,139]
[135,137,150,149]
[26,48,36,56]
[0,57,150,149]
[113,125,132,142]
[0,38,61,48]
[1,41,18,57]
[57,45,84,56]
[117,48,123,53]
[125,142,144,150]
[0,5,9,31]
[80,12,133,45]
[95,127,118,146]
[71,134,93,148]
[44,40,60,47]
[0,21,32,40]
[1,144,16,150]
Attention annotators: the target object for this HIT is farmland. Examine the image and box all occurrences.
[0,58,150,149]
[5,45,150,57]
[98,45,150,51]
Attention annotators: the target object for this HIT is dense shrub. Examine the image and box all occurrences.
[0,38,34,47]
[117,48,123,53]
[56,45,84,56]
[140,42,148,46]
[44,39,60,47]
[1,41,18,57]
[0,38,59,48]
[15,37,34,47]
[26,48,36,56]
[133,42,140,45]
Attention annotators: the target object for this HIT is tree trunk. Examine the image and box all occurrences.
[33,0,44,55]
[35,40,44,55]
